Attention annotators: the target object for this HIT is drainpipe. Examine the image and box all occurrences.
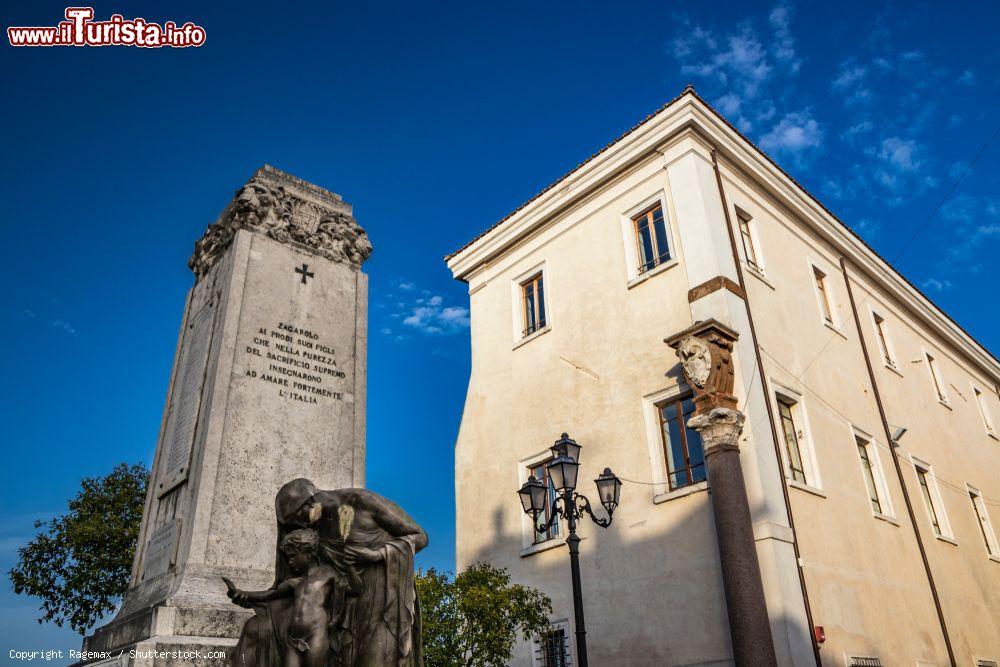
[838,256,957,666]
[710,149,822,665]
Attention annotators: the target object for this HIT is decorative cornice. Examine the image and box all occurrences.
[445,89,999,382]
[188,165,372,278]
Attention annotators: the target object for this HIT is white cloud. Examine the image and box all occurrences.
[854,218,880,238]
[832,63,867,91]
[768,1,801,73]
[759,112,823,155]
[841,120,874,143]
[922,278,952,292]
[385,280,470,337]
[878,137,922,172]
[670,4,821,165]
[50,319,77,335]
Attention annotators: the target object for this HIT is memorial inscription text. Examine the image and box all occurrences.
[243,321,345,404]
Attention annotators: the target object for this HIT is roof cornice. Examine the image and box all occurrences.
[445,88,999,381]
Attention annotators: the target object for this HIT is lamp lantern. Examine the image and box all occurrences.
[594,468,622,515]
[518,475,548,517]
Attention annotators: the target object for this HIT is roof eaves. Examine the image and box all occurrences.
[445,86,998,369]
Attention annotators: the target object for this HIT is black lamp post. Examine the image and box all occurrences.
[517,433,622,667]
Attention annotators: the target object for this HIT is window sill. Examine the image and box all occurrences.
[520,538,565,558]
[744,264,775,290]
[989,555,1000,564]
[513,325,551,350]
[884,362,904,378]
[937,399,953,411]
[626,258,679,290]
[652,480,708,504]
[986,431,998,442]
[935,534,958,546]
[823,320,848,340]
[873,512,900,527]
[788,479,827,498]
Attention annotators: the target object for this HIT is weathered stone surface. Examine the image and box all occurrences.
[189,165,372,277]
[81,167,369,662]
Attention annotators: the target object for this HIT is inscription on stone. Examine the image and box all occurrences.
[141,519,181,581]
[243,321,346,404]
[158,300,215,495]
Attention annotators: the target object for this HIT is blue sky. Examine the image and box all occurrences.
[1,0,998,658]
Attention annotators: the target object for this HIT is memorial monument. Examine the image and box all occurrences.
[82,166,374,664]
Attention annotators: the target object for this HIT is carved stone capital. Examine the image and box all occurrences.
[665,319,740,414]
[687,407,745,455]
[188,165,372,278]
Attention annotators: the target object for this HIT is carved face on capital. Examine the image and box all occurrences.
[677,336,712,388]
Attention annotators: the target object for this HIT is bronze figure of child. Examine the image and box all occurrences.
[224,528,361,667]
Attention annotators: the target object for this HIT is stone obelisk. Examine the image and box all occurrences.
[82,166,371,664]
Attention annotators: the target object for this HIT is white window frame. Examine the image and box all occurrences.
[967,483,1000,559]
[770,382,823,493]
[910,455,955,542]
[807,259,841,331]
[922,348,949,407]
[851,426,895,522]
[972,385,997,438]
[517,450,565,556]
[734,205,765,274]
[619,190,678,286]
[641,384,709,503]
[868,307,898,371]
[511,262,551,348]
[533,618,572,667]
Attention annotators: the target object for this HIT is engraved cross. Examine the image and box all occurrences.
[295,263,315,284]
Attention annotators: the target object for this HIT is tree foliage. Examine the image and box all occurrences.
[8,462,149,633]
[416,562,553,667]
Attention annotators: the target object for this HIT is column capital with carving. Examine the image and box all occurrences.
[688,407,744,455]
[188,165,372,278]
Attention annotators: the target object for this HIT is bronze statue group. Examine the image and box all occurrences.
[225,480,426,667]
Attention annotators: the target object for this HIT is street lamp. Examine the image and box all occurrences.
[516,433,621,667]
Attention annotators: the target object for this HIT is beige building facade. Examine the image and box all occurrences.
[445,88,1000,666]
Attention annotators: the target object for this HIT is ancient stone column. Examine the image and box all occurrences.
[80,166,371,665]
[666,320,777,667]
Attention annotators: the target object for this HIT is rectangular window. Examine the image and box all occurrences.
[632,204,671,274]
[777,397,807,483]
[813,266,833,323]
[736,209,760,270]
[975,387,996,435]
[872,313,896,368]
[521,273,546,338]
[528,462,560,544]
[969,486,999,556]
[915,463,945,537]
[856,437,883,515]
[534,625,570,667]
[848,658,883,667]
[658,395,706,490]
[925,352,948,404]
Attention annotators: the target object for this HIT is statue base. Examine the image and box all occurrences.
[75,603,250,666]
